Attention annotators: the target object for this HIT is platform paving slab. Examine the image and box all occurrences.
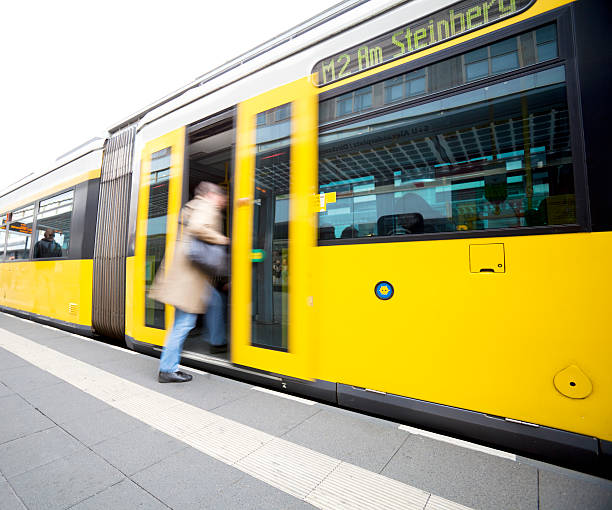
[60,406,145,447]
[3,324,68,342]
[8,448,124,510]
[69,479,169,510]
[0,381,14,399]
[90,424,189,476]
[212,389,323,437]
[131,446,244,509]
[35,338,130,367]
[0,479,26,510]
[212,471,318,510]
[0,319,46,334]
[282,407,409,473]
[2,316,611,510]
[114,368,255,412]
[0,363,64,394]
[96,356,257,414]
[95,352,161,381]
[0,394,55,445]
[0,349,30,371]
[381,433,538,510]
[132,446,316,510]
[0,426,83,479]
[538,468,612,510]
[17,381,109,424]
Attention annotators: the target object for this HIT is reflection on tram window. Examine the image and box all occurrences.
[145,147,171,329]
[5,205,34,260]
[251,103,291,352]
[318,66,576,240]
[34,190,74,258]
[319,24,558,124]
[0,225,5,260]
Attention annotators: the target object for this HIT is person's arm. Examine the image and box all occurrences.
[186,201,229,245]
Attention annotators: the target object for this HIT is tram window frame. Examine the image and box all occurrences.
[0,212,7,261]
[144,146,172,330]
[316,7,589,245]
[2,203,36,261]
[32,189,76,260]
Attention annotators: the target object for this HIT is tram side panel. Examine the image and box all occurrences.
[0,176,100,334]
[314,232,612,443]
[308,0,611,450]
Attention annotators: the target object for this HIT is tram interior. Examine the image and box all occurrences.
[182,117,234,360]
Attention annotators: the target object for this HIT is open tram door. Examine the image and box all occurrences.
[231,78,318,380]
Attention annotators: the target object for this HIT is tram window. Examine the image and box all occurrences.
[5,205,34,260]
[144,147,171,330]
[320,24,558,124]
[34,190,74,258]
[251,103,291,351]
[318,66,576,240]
[0,220,6,260]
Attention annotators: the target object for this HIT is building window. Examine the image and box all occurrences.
[336,93,353,117]
[536,25,558,62]
[355,87,373,111]
[384,76,404,103]
[320,24,558,125]
[406,69,426,97]
[465,47,489,81]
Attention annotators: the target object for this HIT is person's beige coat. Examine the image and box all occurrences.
[149,195,228,314]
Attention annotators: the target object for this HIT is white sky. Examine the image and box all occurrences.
[0,0,341,193]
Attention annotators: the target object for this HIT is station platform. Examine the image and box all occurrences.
[0,312,611,510]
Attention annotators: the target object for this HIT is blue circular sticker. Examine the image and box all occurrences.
[375,281,394,300]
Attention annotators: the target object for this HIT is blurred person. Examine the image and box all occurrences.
[149,182,229,383]
[34,228,62,258]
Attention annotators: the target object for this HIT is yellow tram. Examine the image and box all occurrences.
[1,0,610,470]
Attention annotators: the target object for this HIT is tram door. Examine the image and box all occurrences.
[128,127,186,347]
[231,78,318,380]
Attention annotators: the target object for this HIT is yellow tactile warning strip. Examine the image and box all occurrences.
[0,328,473,510]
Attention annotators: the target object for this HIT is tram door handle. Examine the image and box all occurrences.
[469,243,505,273]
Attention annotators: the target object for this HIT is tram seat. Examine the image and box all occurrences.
[377,213,424,236]
[319,226,336,240]
[341,226,359,239]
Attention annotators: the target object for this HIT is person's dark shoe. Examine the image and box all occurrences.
[209,344,227,354]
[158,371,193,383]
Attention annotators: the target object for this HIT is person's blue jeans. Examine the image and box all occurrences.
[159,287,227,373]
[159,307,196,373]
[206,286,227,347]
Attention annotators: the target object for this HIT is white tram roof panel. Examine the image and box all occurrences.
[112,0,422,132]
[0,137,105,206]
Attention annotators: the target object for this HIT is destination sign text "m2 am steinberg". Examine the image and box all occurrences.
[312,0,534,86]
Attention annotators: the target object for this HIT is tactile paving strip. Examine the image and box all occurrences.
[0,328,473,510]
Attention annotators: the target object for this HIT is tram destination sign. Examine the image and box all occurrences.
[312,0,534,86]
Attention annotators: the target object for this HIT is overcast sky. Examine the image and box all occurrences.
[0,0,341,193]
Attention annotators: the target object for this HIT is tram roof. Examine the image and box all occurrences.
[109,0,406,132]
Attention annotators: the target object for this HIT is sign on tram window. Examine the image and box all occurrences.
[312,0,535,86]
